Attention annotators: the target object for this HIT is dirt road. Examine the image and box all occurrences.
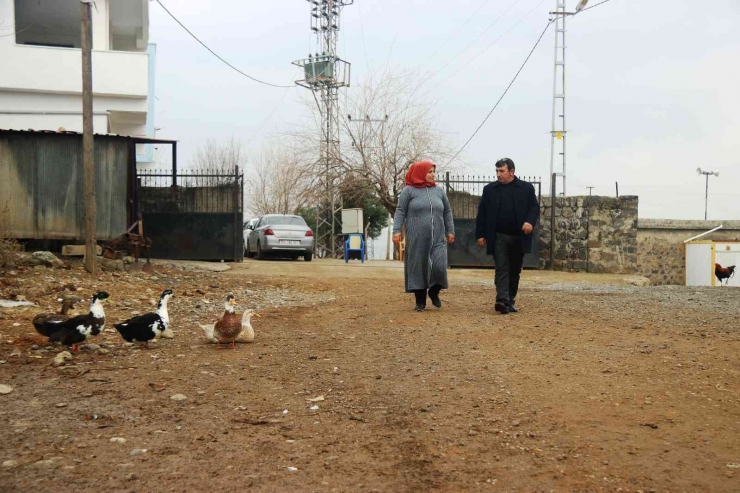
[1,258,738,492]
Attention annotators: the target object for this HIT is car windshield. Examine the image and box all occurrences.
[264,216,307,227]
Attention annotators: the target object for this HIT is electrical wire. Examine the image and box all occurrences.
[356,0,371,74]
[421,0,524,87]
[421,0,545,101]
[579,0,613,14]
[422,0,495,63]
[446,20,553,166]
[245,69,300,149]
[387,0,540,128]
[0,25,32,38]
[154,0,292,88]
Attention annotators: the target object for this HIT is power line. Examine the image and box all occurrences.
[244,69,300,149]
[422,0,524,87]
[422,0,496,63]
[0,25,32,38]
[356,0,371,74]
[420,0,545,101]
[579,0,613,13]
[154,0,292,88]
[389,0,539,128]
[447,20,553,166]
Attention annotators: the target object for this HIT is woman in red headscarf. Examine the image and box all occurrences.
[392,161,455,311]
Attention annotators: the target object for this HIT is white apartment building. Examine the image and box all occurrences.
[0,0,157,163]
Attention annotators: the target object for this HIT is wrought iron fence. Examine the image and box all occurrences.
[136,169,244,214]
[441,173,541,218]
[442,173,542,268]
[135,168,244,262]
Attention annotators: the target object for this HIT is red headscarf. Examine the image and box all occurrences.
[405,161,436,188]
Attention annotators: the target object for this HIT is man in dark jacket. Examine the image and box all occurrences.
[475,158,540,314]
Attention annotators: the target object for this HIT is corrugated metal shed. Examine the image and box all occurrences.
[0,129,177,241]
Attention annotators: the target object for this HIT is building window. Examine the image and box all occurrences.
[14,0,81,48]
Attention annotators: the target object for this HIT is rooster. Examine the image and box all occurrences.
[715,263,735,286]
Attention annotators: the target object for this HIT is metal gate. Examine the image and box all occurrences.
[443,173,541,269]
[136,169,244,262]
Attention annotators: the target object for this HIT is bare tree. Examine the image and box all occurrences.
[191,137,245,185]
[290,68,457,217]
[246,144,315,217]
[340,71,458,215]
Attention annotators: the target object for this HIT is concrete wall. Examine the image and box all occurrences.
[0,44,149,98]
[540,196,639,274]
[637,220,740,285]
[0,0,150,137]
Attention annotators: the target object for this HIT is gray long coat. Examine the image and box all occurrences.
[393,186,455,292]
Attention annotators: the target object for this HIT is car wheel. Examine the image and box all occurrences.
[256,241,265,260]
[245,240,254,258]
[304,252,313,262]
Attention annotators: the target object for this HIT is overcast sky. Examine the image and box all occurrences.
[149,0,740,223]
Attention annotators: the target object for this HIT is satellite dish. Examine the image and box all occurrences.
[696,167,703,175]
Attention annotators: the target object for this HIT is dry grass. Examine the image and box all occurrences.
[0,201,22,268]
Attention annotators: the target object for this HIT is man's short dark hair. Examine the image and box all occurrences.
[495,158,515,171]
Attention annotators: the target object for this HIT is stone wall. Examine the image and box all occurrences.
[539,196,639,273]
[637,220,740,285]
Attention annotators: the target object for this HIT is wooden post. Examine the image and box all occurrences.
[81,0,97,274]
[386,213,392,260]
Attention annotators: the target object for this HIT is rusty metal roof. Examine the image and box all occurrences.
[0,128,178,144]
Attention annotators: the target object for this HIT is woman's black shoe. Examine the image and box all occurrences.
[414,289,427,310]
[428,292,442,308]
[428,285,442,308]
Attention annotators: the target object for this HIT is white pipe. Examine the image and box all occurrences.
[683,225,723,243]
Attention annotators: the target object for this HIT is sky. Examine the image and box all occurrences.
[148,0,740,231]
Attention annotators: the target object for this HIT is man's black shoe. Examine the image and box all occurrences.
[428,292,442,308]
[415,304,426,312]
[494,302,509,314]
[507,303,519,313]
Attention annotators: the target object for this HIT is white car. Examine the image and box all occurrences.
[243,218,258,255]
[245,214,314,261]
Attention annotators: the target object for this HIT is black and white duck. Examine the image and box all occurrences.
[114,289,174,346]
[47,291,110,352]
[32,295,84,338]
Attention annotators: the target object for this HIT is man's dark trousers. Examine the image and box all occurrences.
[493,232,524,304]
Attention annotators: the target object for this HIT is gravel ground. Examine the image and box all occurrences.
[0,257,739,492]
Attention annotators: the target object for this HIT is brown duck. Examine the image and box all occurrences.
[32,295,84,338]
[214,294,241,349]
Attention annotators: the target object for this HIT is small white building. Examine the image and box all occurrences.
[0,0,157,165]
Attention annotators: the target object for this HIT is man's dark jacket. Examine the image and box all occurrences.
[475,177,540,256]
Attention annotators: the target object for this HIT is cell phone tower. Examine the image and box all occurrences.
[293,0,353,258]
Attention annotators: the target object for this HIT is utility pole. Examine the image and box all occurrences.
[346,114,389,260]
[586,186,594,196]
[696,168,719,220]
[548,1,568,198]
[293,0,353,259]
[548,0,588,197]
[81,0,97,274]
